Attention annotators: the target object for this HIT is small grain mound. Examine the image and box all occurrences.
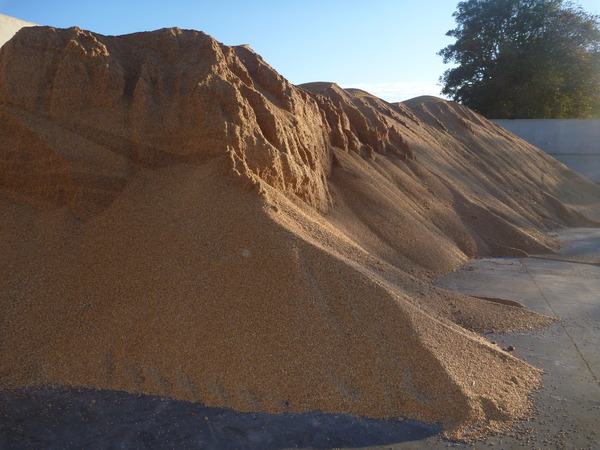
[2,26,600,440]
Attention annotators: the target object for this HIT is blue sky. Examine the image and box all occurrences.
[1,0,598,102]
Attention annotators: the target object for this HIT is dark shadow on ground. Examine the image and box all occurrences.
[0,386,440,449]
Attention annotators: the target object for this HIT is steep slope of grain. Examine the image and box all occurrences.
[0,26,332,216]
[2,26,600,440]
[300,84,599,277]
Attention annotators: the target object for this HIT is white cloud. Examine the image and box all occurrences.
[340,81,448,103]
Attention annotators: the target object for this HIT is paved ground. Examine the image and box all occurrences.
[1,228,599,449]
[429,227,600,449]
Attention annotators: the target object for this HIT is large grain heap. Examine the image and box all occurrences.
[2,26,600,439]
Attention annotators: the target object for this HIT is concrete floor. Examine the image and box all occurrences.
[428,227,600,449]
[1,228,599,449]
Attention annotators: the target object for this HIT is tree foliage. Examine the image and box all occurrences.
[439,0,600,118]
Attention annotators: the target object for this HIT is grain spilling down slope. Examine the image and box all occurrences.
[2,26,600,440]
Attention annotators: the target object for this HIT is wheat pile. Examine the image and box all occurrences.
[2,26,600,439]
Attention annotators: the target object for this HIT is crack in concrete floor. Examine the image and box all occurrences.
[520,257,600,387]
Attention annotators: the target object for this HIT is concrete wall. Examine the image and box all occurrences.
[493,119,600,183]
[0,14,37,49]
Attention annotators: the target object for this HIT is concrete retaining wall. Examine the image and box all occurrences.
[493,119,600,182]
[0,14,37,49]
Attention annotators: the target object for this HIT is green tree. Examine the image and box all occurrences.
[439,0,600,118]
